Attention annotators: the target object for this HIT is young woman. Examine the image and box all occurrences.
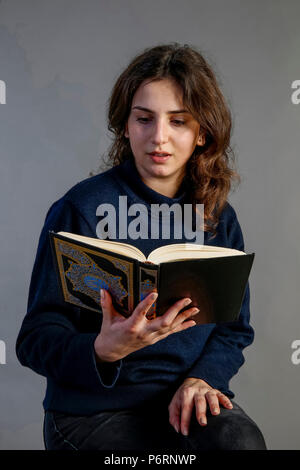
[16,43,267,451]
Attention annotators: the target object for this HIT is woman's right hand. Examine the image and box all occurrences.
[94,289,199,363]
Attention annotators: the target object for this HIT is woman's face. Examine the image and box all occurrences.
[125,77,205,190]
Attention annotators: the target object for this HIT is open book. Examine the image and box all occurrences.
[49,231,255,325]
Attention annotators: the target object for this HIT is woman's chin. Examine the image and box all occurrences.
[136,159,174,179]
[150,166,171,177]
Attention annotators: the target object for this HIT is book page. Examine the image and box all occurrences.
[57,232,146,261]
[148,243,245,264]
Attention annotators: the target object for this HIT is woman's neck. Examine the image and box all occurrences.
[140,176,183,198]
[136,160,187,198]
[115,159,187,207]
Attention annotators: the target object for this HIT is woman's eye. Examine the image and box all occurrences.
[136,117,185,125]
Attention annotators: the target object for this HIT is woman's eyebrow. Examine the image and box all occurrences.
[131,106,189,114]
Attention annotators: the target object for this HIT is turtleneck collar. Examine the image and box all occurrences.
[114,158,187,207]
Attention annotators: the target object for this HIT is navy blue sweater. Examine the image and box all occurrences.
[16,158,254,415]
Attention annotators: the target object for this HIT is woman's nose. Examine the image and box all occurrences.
[151,119,168,145]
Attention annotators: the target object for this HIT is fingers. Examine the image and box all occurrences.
[194,394,207,426]
[171,307,199,328]
[215,392,233,410]
[205,390,221,416]
[161,297,194,326]
[168,400,181,434]
[100,288,110,312]
[169,385,234,436]
[130,292,158,324]
[100,289,123,321]
[150,317,197,344]
[101,290,198,342]
[179,392,194,436]
[195,390,233,426]
[169,384,234,437]
[165,318,197,336]
[148,298,197,334]
[206,390,233,415]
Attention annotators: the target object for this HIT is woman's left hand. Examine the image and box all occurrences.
[168,377,233,436]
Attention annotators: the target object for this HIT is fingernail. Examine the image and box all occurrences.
[150,292,158,301]
[192,308,199,314]
[182,428,188,436]
[174,425,179,433]
[200,418,206,425]
[100,289,105,301]
[184,298,192,306]
[212,408,219,414]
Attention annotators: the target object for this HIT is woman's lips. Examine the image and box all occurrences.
[148,153,171,163]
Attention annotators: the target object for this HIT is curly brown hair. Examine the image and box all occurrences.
[94,42,240,238]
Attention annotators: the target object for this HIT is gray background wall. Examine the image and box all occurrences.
[0,0,299,450]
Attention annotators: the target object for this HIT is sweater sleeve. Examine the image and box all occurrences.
[185,207,254,398]
[16,197,123,391]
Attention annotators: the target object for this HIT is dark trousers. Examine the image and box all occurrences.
[43,400,267,451]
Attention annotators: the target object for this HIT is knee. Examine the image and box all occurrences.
[216,416,267,450]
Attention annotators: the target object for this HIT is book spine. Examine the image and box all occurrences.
[157,264,161,317]
[133,260,140,310]
[137,261,159,320]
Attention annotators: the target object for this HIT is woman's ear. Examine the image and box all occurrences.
[197,132,205,146]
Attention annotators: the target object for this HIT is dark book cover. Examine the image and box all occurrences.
[156,254,255,324]
[49,231,254,325]
[49,231,145,317]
